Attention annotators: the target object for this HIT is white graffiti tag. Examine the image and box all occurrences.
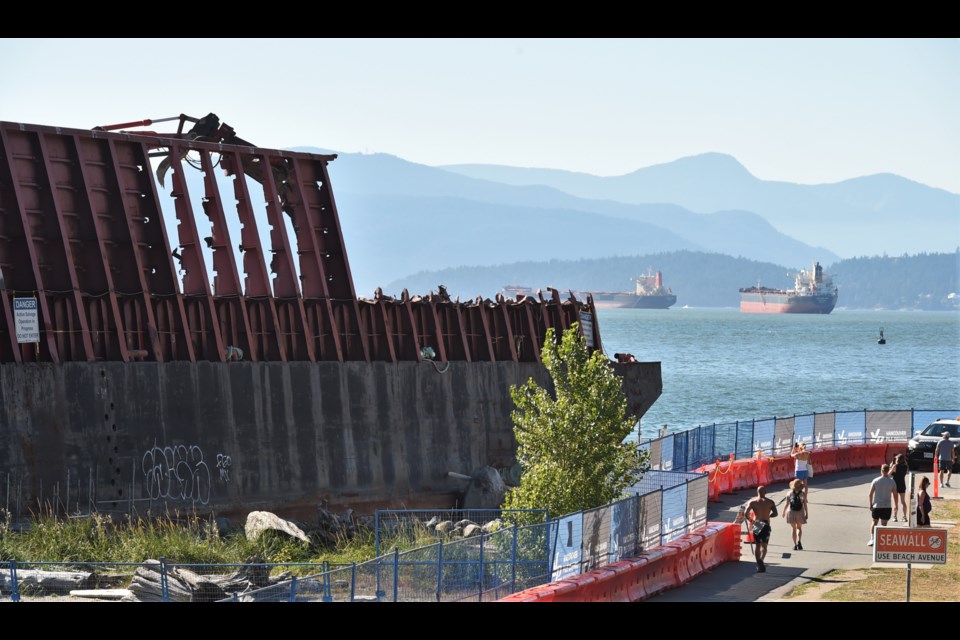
[142,444,212,504]
[216,454,232,482]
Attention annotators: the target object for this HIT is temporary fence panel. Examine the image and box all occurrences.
[773,416,795,454]
[913,410,955,434]
[639,491,663,551]
[672,432,690,471]
[660,434,675,470]
[753,419,776,456]
[815,412,838,446]
[373,508,546,557]
[735,420,755,458]
[835,410,865,445]
[714,422,738,460]
[648,438,663,471]
[581,505,612,572]
[866,410,912,443]
[661,484,687,545]
[511,521,551,594]
[609,497,640,562]
[550,512,583,581]
[794,413,815,446]
[686,475,709,533]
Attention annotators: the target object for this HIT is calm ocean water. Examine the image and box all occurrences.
[594,308,960,441]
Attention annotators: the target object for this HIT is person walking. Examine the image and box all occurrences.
[916,476,933,528]
[782,478,808,550]
[934,431,956,488]
[867,463,897,546]
[889,453,908,521]
[744,485,776,573]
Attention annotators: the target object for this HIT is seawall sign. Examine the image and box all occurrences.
[873,527,947,564]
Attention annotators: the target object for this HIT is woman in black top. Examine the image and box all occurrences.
[917,476,932,527]
[890,453,908,521]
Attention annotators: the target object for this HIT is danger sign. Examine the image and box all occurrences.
[873,527,948,564]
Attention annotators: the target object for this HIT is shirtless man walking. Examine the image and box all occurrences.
[744,485,776,573]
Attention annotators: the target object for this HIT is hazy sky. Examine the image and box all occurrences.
[2,38,958,192]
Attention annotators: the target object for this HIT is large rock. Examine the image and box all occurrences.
[244,511,310,543]
[461,466,506,510]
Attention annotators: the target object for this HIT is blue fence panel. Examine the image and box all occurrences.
[672,432,690,471]
[686,476,709,533]
[661,484,687,544]
[609,496,640,562]
[913,410,960,435]
[752,418,776,456]
[511,521,551,594]
[735,420,755,458]
[690,424,715,470]
[794,413,815,446]
[398,543,445,602]
[660,434,675,470]
[550,513,583,581]
[436,535,482,602]
[836,410,866,445]
[714,422,738,460]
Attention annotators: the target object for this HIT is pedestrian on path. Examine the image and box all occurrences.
[935,431,956,488]
[889,453,908,521]
[916,476,933,527]
[867,463,896,546]
[782,478,808,550]
[744,485,776,573]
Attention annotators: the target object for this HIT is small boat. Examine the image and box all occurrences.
[877,327,886,345]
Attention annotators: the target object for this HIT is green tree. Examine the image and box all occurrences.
[503,324,649,524]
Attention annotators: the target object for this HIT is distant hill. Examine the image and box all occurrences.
[383,250,960,311]
[305,149,839,294]
[443,153,960,259]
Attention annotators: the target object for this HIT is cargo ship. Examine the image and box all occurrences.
[504,271,677,309]
[739,261,838,314]
[579,270,677,309]
[0,113,661,523]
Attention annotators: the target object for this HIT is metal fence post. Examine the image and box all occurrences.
[435,540,443,602]
[478,529,485,603]
[159,557,169,603]
[511,524,518,594]
[374,511,380,558]
[289,575,298,602]
[322,560,332,602]
[9,559,19,602]
[350,562,356,602]
[393,547,399,602]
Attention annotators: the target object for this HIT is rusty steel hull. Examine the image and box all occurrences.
[0,117,660,520]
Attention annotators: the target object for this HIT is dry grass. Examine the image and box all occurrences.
[785,501,960,602]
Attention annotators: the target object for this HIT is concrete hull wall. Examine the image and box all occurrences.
[0,361,660,523]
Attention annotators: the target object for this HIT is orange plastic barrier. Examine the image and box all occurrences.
[836,445,853,471]
[849,444,867,469]
[865,442,887,468]
[755,455,774,485]
[699,523,740,571]
[816,446,839,474]
[885,442,908,464]
[673,532,706,584]
[716,460,734,495]
[551,568,615,603]
[771,454,794,483]
[731,459,757,490]
[634,545,681,597]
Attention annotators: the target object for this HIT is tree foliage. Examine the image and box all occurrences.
[502,324,649,523]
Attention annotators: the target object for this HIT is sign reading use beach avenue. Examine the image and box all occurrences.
[873,527,948,564]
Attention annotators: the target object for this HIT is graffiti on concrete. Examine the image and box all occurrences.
[142,444,211,504]
[216,454,232,482]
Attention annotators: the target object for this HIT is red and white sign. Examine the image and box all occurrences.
[873,527,948,564]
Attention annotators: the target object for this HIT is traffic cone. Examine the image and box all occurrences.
[744,522,755,544]
[934,459,940,498]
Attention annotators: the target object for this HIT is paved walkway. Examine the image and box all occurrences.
[647,468,958,602]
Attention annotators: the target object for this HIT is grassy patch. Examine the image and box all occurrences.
[0,509,449,569]
[785,502,960,602]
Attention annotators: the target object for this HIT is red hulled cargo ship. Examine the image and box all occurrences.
[739,261,838,314]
